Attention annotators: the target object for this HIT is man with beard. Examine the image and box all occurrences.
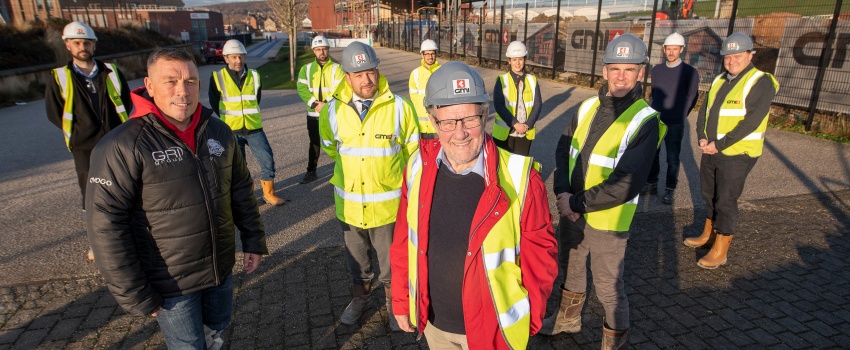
[545,34,665,349]
[45,21,132,261]
[86,48,266,349]
[407,39,441,139]
[319,42,419,330]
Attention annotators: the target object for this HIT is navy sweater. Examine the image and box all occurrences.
[650,61,700,125]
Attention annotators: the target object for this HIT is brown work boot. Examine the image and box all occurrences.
[683,218,715,248]
[601,322,629,350]
[340,282,372,325]
[698,233,733,269]
[87,248,95,262]
[384,285,401,331]
[260,180,286,206]
[539,289,586,335]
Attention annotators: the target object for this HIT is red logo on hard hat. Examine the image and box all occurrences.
[727,42,739,51]
[453,79,470,94]
[354,54,367,65]
[616,47,630,57]
[77,29,84,35]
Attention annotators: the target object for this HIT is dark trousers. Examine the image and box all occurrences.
[307,118,321,172]
[700,153,758,234]
[648,124,684,189]
[493,135,532,156]
[72,149,92,210]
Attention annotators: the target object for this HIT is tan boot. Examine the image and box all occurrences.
[683,218,715,248]
[384,285,401,331]
[698,234,733,269]
[340,282,372,325]
[260,180,285,206]
[87,248,95,262]
[601,323,629,350]
[539,289,586,335]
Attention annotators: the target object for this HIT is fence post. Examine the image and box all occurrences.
[437,10,442,52]
[551,0,562,79]
[479,7,484,62]
[498,5,505,70]
[726,0,739,36]
[589,0,603,88]
[524,3,529,43]
[806,0,844,131]
[642,0,660,98]
[463,10,468,58]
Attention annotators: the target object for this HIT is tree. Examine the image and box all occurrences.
[266,0,308,81]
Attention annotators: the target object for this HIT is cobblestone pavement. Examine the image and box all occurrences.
[2,189,848,349]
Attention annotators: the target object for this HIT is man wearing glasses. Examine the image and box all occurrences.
[390,61,557,349]
[319,42,419,330]
[45,21,132,261]
[408,39,441,139]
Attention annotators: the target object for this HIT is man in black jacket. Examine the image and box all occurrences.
[86,48,266,350]
[543,34,664,349]
[45,21,132,260]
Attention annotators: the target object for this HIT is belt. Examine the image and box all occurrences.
[420,133,438,140]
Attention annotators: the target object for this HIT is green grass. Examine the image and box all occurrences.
[256,45,313,90]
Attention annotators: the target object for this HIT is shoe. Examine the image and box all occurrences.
[260,180,286,206]
[538,289,585,335]
[661,188,675,204]
[683,218,715,248]
[299,171,318,184]
[640,183,657,195]
[698,233,733,269]
[87,248,95,262]
[340,282,372,325]
[601,322,629,350]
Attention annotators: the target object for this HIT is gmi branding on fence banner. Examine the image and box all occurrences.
[774,18,850,114]
[564,22,632,75]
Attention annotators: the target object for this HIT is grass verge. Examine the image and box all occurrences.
[257,46,314,90]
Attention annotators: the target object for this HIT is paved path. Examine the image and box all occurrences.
[0,46,849,349]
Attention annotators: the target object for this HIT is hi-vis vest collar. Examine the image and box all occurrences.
[53,63,128,151]
[494,73,537,141]
[404,145,534,350]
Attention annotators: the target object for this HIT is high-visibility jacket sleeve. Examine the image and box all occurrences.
[318,103,338,160]
[519,168,558,336]
[296,66,313,106]
[400,98,421,161]
[390,166,412,317]
[408,69,417,98]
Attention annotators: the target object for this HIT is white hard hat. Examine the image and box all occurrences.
[312,36,329,48]
[62,21,97,41]
[505,41,527,58]
[663,32,685,47]
[420,39,438,52]
[602,34,648,64]
[222,39,247,55]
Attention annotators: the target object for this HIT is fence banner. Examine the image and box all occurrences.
[479,23,555,67]
[438,24,480,56]
[563,22,632,75]
[646,19,754,89]
[774,18,850,114]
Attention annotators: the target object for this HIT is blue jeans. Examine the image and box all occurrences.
[236,131,276,180]
[155,273,233,350]
[648,124,684,189]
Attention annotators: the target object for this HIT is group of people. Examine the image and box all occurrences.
[45,20,777,350]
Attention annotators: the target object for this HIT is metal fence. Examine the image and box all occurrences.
[377,0,850,130]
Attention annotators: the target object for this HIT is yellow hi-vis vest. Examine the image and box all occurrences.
[319,76,420,229]
[494,73,537,141]
[52,63,128,151]
[296,59,344,117]
[569,97,665,232]
[213,68,263,131]
[408,59,441,134]
[705,68,779,158]
[404,146,534,350]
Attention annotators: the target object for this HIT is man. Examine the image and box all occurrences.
[45,21,132,260]
[390,61,558,349]
[645,32,700,204]
[546,34,665,349]
[492,41,543,156]
[319,42,419,329]
[86,48,267,349]
[685,33,778,269]
[209,39,285,206]
[408,39,441,139]
[296,35,344,184]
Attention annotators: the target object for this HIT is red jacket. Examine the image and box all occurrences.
[390,135,558,349]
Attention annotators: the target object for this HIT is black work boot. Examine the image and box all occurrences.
[661,188,675,204]
[299,171,318,184]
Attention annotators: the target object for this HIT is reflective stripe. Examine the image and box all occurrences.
[408,227,418,248]
[339,146,400,157]
[321,139,333,146]
[406,153,423,193]
[507,154,525,196]
[588,154,616,169]
[297,78,309,84]
[307,97,318,106]
[569,146,579,159]
[483,246,518,270]
[221,94,258,103]
[719,109,746,117]
[612,107,657,167]
[308,111,320,117]
[221,108,260,116]
[576,97,599,126]
[498,297,530,328]
[718,132,764,141]
[326,99,342,145]
[115,105,126,114]
[334,186,401,203]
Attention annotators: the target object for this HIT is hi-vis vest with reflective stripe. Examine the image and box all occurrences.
[405,146,533,350]
[213,68,262,131]
[321,80,420,229]
[52,63,128,150]
[408,59,441,134]
[494,73,537,141]
[569,97,665,232]
[705,68,779,157]
[297,59,344,117]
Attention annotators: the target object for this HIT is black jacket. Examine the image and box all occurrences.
[45,60,133,151]
[554,84,660,215]
[85,90,266,317]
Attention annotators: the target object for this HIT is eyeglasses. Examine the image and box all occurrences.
[433,115,483,132]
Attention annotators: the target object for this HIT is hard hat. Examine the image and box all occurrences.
[423,61,489,108]
[62,21,97,41]
[602,34,648,64]
[312,35,329,48]
[505,41,527,58]
[222,39,247,55]
[420,39,438,53]
[340,42,380,73]
[720,32,754,55]
[663,32,685,47]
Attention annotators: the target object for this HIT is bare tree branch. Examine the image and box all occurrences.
[266,0,309,80]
